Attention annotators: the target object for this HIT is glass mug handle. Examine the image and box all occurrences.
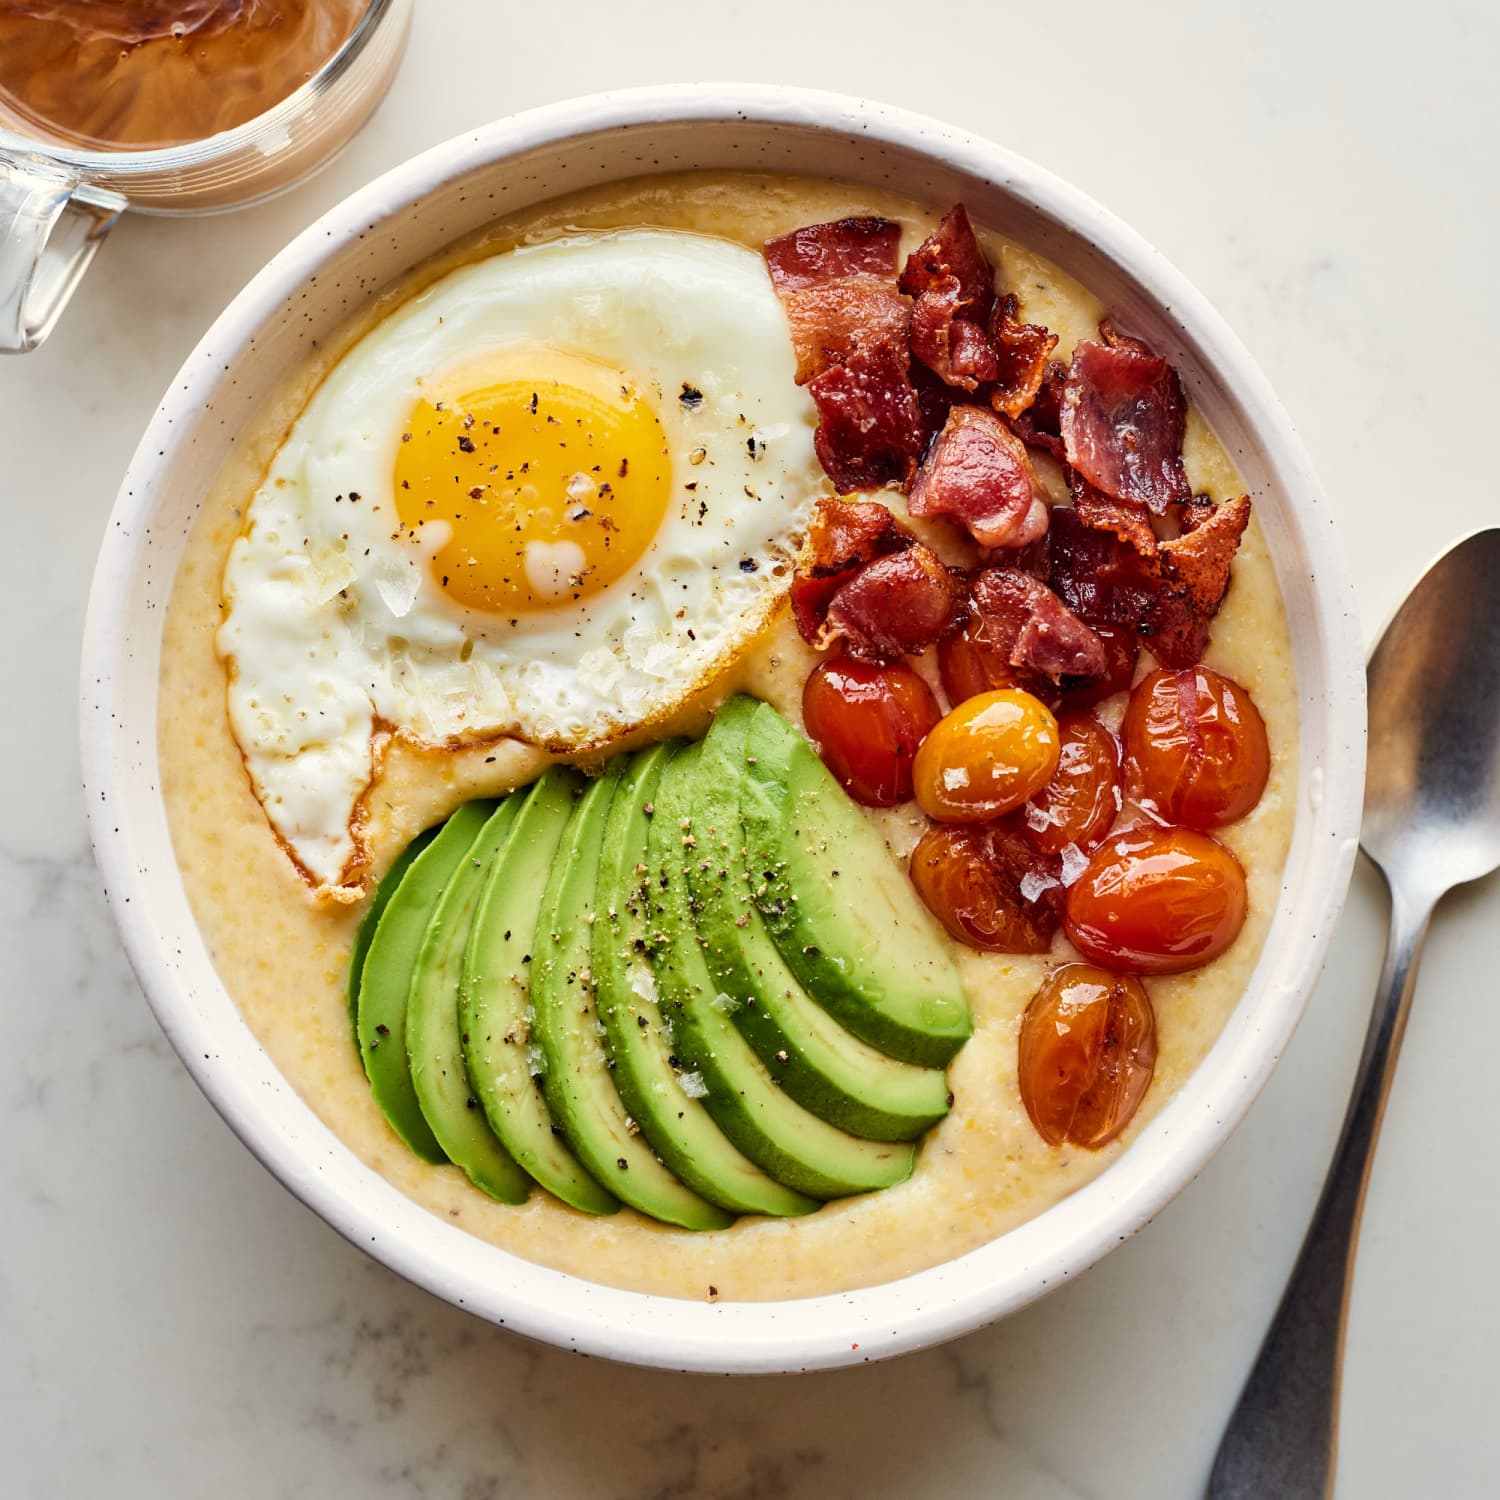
[0,152,124,353]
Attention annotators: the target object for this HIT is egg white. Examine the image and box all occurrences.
[218,230,823,893]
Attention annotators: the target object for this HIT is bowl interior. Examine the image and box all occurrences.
[82,87,1365,1373]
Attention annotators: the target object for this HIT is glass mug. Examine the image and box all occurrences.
[0,0,412,352]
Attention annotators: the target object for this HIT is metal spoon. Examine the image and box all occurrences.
[1209,527,1500,1498]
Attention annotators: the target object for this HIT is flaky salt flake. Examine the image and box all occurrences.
[1019,869,1060,904]
[1024,801,1058,832]
[1059,843,1090,887]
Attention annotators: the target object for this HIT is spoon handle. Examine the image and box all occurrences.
[1207,875,1434,1499]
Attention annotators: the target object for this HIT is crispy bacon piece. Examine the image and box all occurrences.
[765,216,914,405]
[1005,529,1053,581]
[1067,468,1157,557]
[988,294,1060,418]
[902,206,1004,393]
[804,495,909,565]
[1178,494,1216,532]
[971,566,1108,679]
[1160,494,1252,619]
[1009,360,1068,457]
[899,203,995,319]
[1049,499,1251,668]
[1049,506,1175,632]
[823,543,967,663]
[783,278,911,384]
[766,217,907,386]
[1060,324,1191,513]
[909,276,998,392]
[910,406,1050,550]
[910,360,966,450]
[1141,591,1212,667]
[807,340,925,493]
[764,216,903,292]
[789,497,911,642]
[950,319,1001,385]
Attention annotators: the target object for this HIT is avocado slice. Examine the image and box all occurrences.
[358,803,495,1162]
[530,764,732,1231]
[460,770,618,1217]
[406,798,530,1205]
[740,700,972,1068]
[688,702,953,1141]
[347,824,437,1042]
[593,744,815,1220]
[646,744,915,1199]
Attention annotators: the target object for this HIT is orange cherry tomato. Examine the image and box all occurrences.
[803,656,941,807]
[937,620,1057,709]
[909,818,1062,953]
[1122,666,1270,829]
[913,689,1061,823]
[1064,824,1248,975]
[1018,962,1157,1148]
[1023,714,1122,856]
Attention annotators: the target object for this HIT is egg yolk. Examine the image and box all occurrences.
[393,350,671,614]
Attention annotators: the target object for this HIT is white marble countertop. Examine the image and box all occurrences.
[4,4,1497,1495]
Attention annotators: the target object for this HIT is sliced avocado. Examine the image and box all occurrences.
[593,744,815,1220]
[406,798,530,1205]
[646,744,914,1199]
[358,804,495,1162]
[531,764,731,1231]
[740,700,972,1068]
[688,703,952,1141]
[460,770,618,1217]
[348,824,437,1041]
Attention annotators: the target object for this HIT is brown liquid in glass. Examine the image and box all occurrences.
[0,1,370,151]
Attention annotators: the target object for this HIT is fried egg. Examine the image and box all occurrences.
[218,230,823,893]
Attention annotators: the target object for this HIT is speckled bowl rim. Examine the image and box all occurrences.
[81,84,1366,1374]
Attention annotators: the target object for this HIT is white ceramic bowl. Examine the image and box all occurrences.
[81,84,1366,1374]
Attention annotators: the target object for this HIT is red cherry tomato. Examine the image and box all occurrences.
[1018,962,1157,1148]
[1064,824,1248,975]
[913,690,1061,823]
[1122,666,1270,829]
[1023,714,1122,856]
[1058,624,1140,710]
[802,656,941,806]
[909,818,1062,953]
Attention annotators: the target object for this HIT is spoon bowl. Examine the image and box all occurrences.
[1364,527,1500,897]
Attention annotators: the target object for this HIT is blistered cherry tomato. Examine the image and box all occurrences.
[1122,666,1270,829]
[803,656,941,807]
[938,620,1056,709]
[1064,824,1248,975]
[1018,962,1157,1148]
[909,819,1063,953]
[1058,624,1140,710]
[913,689,1061,823]
[1023,715,1122,856]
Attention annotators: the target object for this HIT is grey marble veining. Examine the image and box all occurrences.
[4,3,1499,1496]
